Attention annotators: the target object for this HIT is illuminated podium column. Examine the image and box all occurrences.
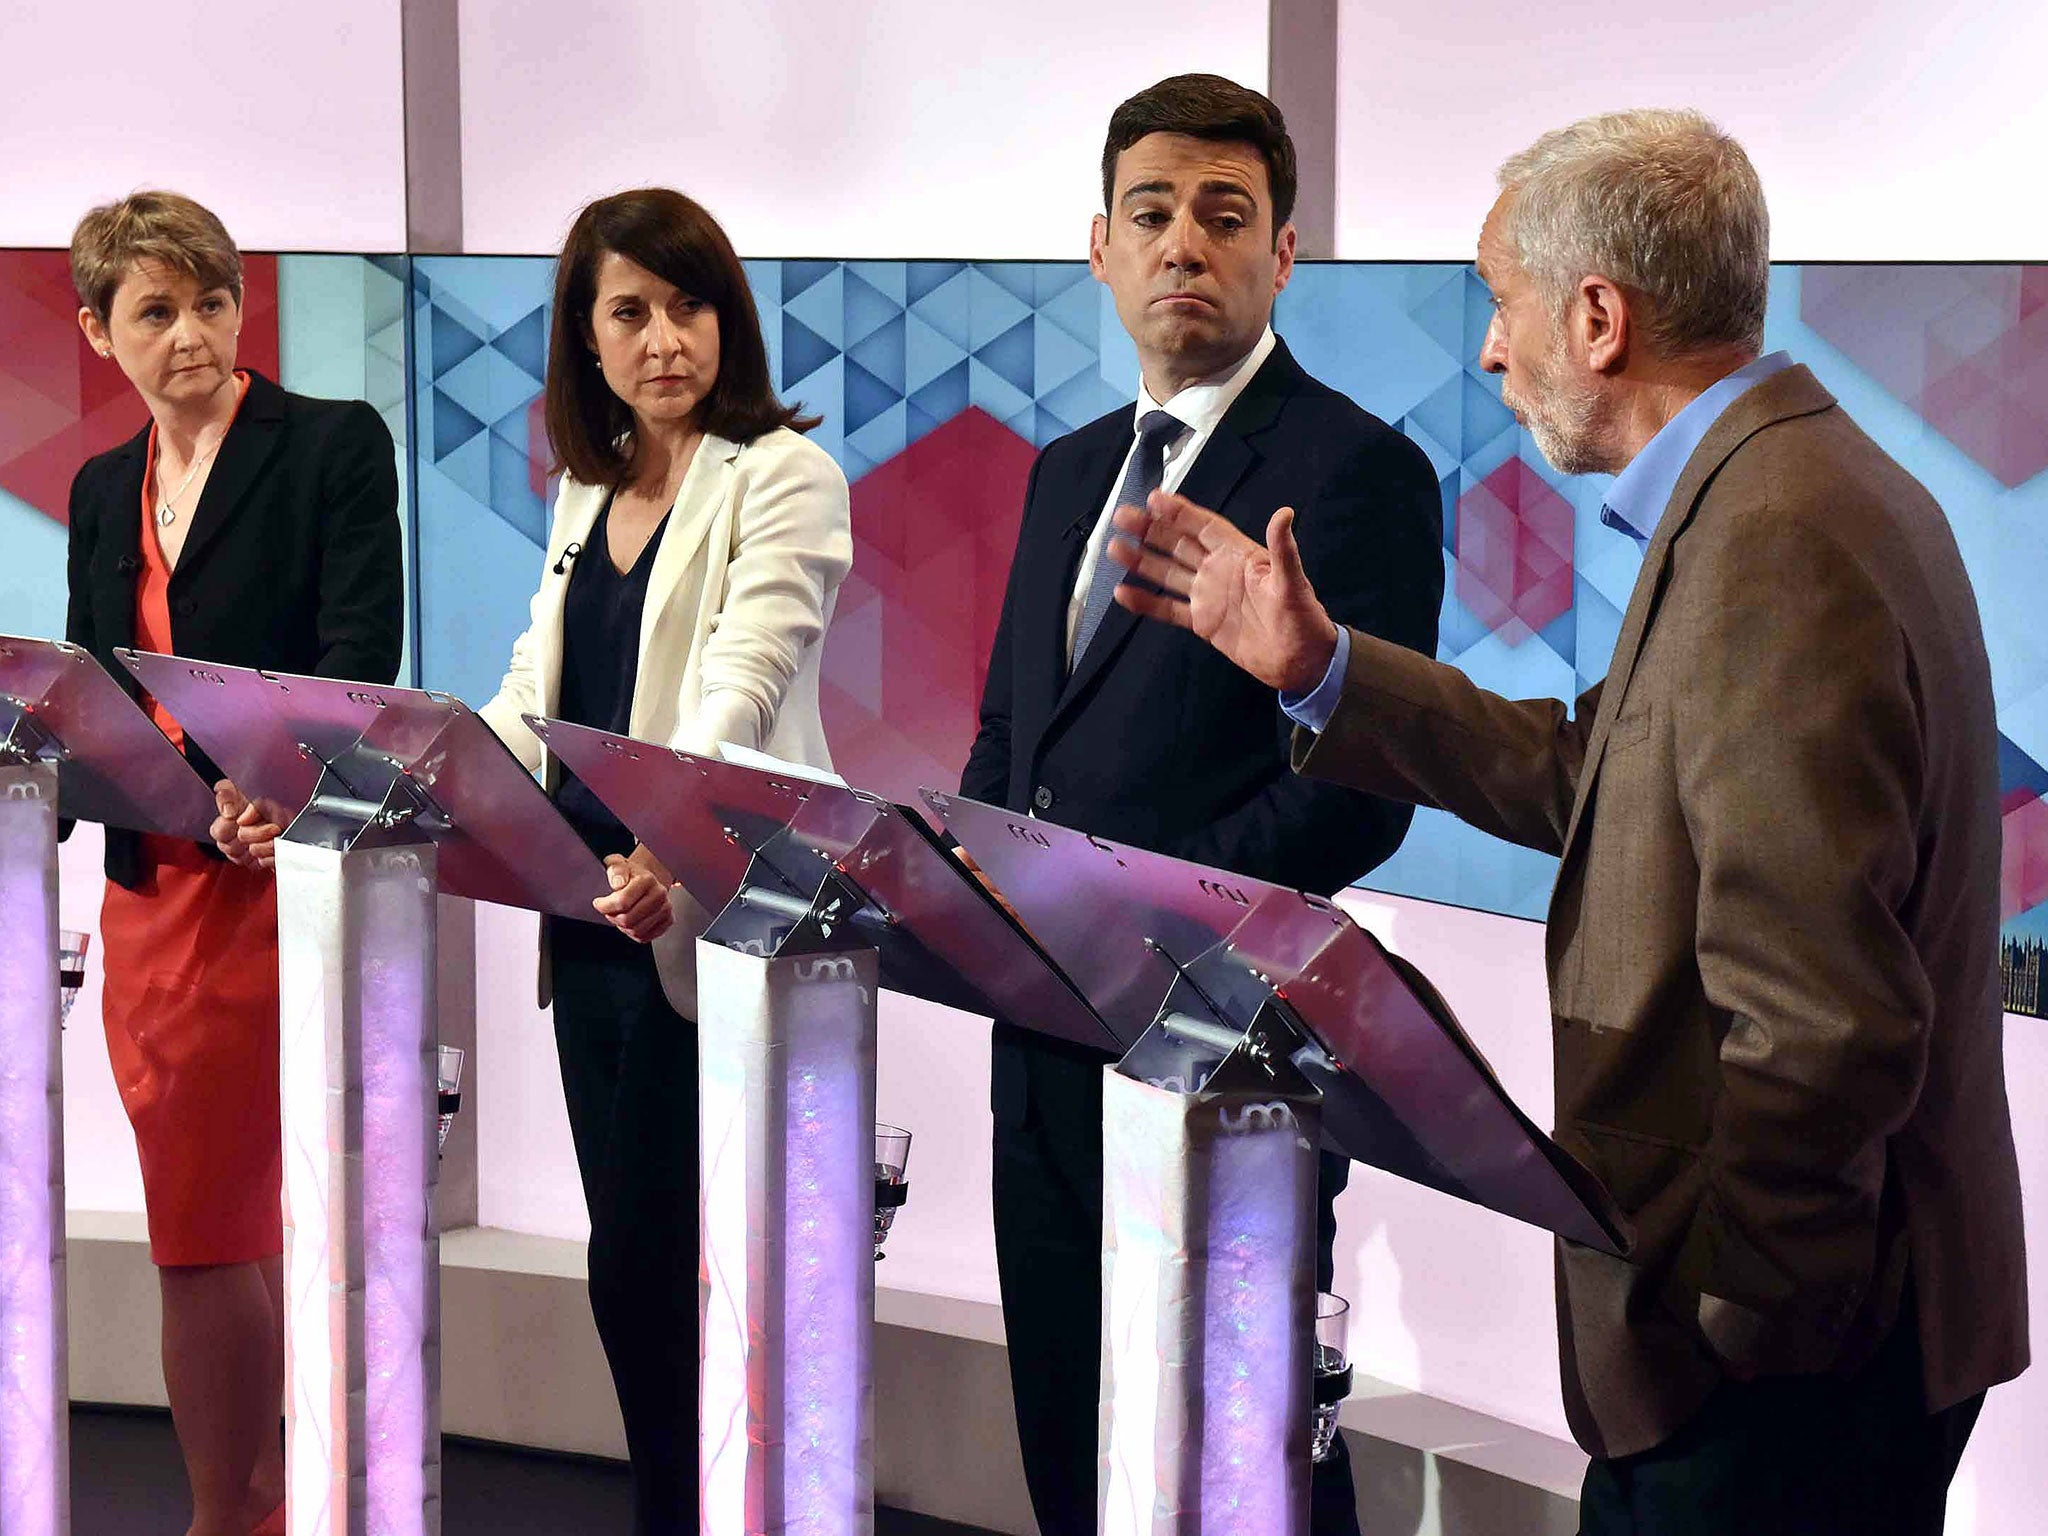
[275,822,440,1536]
[116,654,622,1536]
[0,634,227,1536]
[524,723,1126,1536]
[0,760,63,1536]
[697,919,879,1534]
[1100,1019,1321,1536]
[927,792,1632,1536]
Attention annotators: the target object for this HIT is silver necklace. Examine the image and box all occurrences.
[156,439,222,529]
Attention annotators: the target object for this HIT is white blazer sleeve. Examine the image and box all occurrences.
[477,482,579,772]
[682,435,852,754]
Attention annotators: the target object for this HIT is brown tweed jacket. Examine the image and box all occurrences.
[1295,364,2028,1458]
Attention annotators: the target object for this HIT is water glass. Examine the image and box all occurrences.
[436,1044,466,1155]
[1312,1291,1353,1463]
[59,930,89,1025]
[873,1122,912,1260]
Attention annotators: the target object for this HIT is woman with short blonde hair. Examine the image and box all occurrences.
[66,189,403,1536]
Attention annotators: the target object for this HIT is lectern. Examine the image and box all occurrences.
[527,720,1117,1536]
[927,791,1626,1536]
[117,652,608,1536]
[0,634,218,1536]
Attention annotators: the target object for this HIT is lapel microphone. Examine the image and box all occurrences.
[553,541,582,575]
[115,554,142,576]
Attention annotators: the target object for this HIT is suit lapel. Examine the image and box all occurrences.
[640,432,738,661]
[1557,365,1840,858]
[97,428,150,658]
[533,478,611,720]
[173,370,286,577]
[1048,343,1298,722]
[1021,428,1128,731]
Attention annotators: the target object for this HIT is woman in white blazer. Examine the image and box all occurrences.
[478,188,851,1536]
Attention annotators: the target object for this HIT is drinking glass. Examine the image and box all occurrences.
[1312,1291,1353,1463]
[436,1045,466,1155]
[59,930,89,1025]
[873,1123,912,1260]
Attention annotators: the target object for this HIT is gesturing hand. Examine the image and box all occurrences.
[594,843,677,943]
[1106,490,1340,694]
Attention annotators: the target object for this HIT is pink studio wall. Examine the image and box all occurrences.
[455,0,1269,257]
[0,2,408,251]
[1332,0,2048,260]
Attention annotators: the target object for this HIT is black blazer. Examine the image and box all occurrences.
[964,338,1443,1106]
[64,369,405,888]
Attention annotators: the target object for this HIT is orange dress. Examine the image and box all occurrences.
[98,374,285,1267]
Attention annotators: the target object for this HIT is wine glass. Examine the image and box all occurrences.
[436,1045,466,1156]
[873,1123,911,1260]
[59,930,89,1025]
[1312,1291,1353,1463]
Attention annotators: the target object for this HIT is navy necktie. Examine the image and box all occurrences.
[1071,409,1184,669]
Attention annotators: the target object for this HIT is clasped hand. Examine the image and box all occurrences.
[594,843,676,943]
[210,780,286,871]
[1106,490,1340,695]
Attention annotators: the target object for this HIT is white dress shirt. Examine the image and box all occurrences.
[1064,325,1278,663]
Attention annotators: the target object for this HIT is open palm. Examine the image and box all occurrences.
[1107,490,1339,694]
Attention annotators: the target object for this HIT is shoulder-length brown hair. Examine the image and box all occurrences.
[544,188,815,486]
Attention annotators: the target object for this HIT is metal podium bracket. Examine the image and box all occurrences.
[0,761,67,1536]
[284,745,455,853]
[0,704,63,768]
[1100,931,1324,1536]
[699,821,881,1536]
[276,787,441,1536]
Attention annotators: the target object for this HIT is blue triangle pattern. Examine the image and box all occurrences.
[848,314,907,396]
[1039,277,1101,350]
[488,434,547,545]
[1460,373,1517,459]
[976,316,1035,397]
[983,264,1038,307]
[496,306,549,383]
[904,313,967,396]
[782,315,840,393]
[783,260,839,302]
[1034,263,1089,304]
[909,270,973,351]
[431,386,487,461]
[1033,318,1094,395]
[783,265,845,350]
[909,361,970,425]
[843,268,903,349]
[969,358,1031,421]
[907,262,967,304]
[436,429,491,506]
[855,261,908,307]
[431,304,485,378]
[1406,269,1466,358]
[966,269,1032,351]
[844,356,902,435]
[847,398,909,467]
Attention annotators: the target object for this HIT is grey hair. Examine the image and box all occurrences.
[1495,109,1769,356]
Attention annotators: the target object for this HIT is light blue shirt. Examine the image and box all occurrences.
[1596,350,1794,547]
[1281,351,1796,733]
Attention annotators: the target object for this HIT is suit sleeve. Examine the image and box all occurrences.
[682,440,853,755]
[1293,629,1600,855]
[311,403,404,686]
[959,450,1046,806]
[1161,428,1444,891]
[1664,510,1933,1368]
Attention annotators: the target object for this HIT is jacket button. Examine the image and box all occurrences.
[1032,785,1054,811]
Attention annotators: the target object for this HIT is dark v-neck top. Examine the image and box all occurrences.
[552,493,671,858]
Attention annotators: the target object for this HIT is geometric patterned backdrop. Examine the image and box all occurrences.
[4,251,2044,1016]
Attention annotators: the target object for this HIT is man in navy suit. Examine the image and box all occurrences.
[961,73,1445,1534]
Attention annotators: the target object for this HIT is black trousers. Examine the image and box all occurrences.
[548,917,699,1536]
[1578,1292,1984,1536]
[992,1032,1361,1536]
